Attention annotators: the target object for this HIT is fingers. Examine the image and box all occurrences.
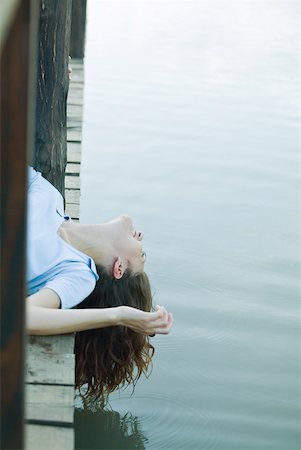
[152,313,174,334]
[148,306,174,335]
[148,305,167,323]
[155,304,168,318]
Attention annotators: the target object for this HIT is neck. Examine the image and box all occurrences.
[58,221,115,268]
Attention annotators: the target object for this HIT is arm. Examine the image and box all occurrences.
[26,288,173,336]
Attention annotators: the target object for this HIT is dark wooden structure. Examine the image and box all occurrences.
[70,0,87,59]
[0,1,39,449]
[34,0,72,195]
[1,0,87,447]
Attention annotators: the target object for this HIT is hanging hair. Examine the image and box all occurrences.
[74,264,155,405]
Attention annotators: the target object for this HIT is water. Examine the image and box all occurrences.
[76,1,301,449]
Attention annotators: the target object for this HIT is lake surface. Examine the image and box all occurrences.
[76,1,300,449]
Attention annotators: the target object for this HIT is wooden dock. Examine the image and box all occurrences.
[25,336,75,449]
[65,58,85,222]
[25,58,85,450]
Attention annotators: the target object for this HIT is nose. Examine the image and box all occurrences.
[133,230,143,241]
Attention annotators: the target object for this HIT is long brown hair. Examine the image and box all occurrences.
[74,264,155,405]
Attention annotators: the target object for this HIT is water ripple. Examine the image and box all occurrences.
[108,392,219,450]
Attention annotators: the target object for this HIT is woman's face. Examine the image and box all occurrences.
[107,215,147,273]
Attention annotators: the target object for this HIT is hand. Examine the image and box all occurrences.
[118,305,174,336]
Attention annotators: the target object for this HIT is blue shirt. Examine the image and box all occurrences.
[26,167,99,308]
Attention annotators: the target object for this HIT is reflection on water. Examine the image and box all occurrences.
[75,406,147,450]
[75,389,217,450]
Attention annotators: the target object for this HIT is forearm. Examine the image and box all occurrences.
[26,287,173,335]
[26,305,121,335]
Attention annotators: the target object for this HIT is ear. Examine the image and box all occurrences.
[112,257,125,279]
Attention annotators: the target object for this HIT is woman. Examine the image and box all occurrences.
[26,167,173,402]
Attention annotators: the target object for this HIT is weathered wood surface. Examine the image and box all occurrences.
[25,335,75,449]
[67,122,83,132]
[66,163,81,174]
[26,425,74,450]
[67,143,82,163]
[67,130,82,142]
[34,0,72,196]
[0,1,38,449]
[66,188,80,203]
[66,58,85,221]
[25,59,85,450]
[27,334,75,354]
[26,353,75,385]
[66,175,81,190]
[26,384,74,423]
[25,334,75,391]
[65,204,80,219]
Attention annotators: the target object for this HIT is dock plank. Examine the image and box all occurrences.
[26,425,74,450]
[66,163,81,175]
[67,148,81,164]
[27,335,74,355]
[68,90,84,99]
[67,120,82,128]
[68,105,83,115]
[67,130,82,142]
[26,384,74,423]
[67,97,84,106]
[65,203,80,219]
[26,353,75,385]
[65,188,80,204]
[66,175,80,190]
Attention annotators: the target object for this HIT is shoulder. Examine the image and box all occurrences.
[26,288,61,308]
[27,264,97,310]
[44,262,98,309]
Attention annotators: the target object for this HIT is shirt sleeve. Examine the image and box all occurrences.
[44,262,97,309]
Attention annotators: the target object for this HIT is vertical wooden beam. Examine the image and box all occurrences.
[34,0,72,195]
[0,0,38,449]
[70,0,87,59]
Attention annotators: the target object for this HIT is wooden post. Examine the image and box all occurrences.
[70,0,87,59]
[34,0,72,195]
[0,0,38,449]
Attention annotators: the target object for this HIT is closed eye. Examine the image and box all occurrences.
[141,251,147,261]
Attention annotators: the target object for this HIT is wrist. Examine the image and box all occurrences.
[115,306,125,326]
